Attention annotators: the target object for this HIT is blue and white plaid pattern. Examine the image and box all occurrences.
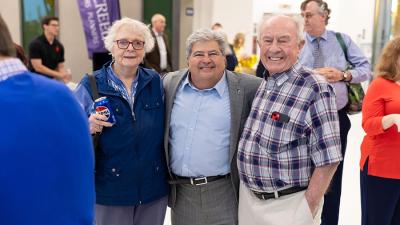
[237,63,342,192]
[0,58,27,82]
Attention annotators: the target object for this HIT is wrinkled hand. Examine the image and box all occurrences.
[314,67,343,82]
[89,113,113,134]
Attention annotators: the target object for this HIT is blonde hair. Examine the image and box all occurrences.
[374,36,400,81]
[233,32,245,49]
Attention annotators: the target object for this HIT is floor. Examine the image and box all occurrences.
[163,113,364,225]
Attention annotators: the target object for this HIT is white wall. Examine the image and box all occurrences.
[59,0,92,82]
[1,0,21,44]
[193,0,254,55]
[1,0,142,83]
[251,0,375,58]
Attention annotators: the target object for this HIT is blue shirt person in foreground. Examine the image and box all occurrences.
[299,1,371,225]
[237,15,342,225]
[0,14,94,225]
[74,18,168,225]
[163,29,261,225]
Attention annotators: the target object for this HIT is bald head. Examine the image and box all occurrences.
[258,15,303,44]
[257,14,304,75]
[151,14,166,33]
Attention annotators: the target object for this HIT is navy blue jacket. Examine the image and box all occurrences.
[80,64,169,206]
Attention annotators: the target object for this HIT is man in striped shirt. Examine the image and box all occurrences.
[237,15,342,225]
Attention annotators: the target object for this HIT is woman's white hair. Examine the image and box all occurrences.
[104,17,154,53]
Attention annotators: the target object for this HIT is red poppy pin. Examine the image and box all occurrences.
[55,46,60,53]
[271,112,280,121]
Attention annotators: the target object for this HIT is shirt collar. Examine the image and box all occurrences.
[305,30,328,42]
[267,62,302,87]
[152,28,163,36]
[107,62,140,85]
[182,70,227,98]
[0,58,28,82]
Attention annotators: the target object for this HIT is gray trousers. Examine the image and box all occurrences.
[95,196,168,225]
[171,177,238,225]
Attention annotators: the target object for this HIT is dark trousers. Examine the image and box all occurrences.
[361,160,400,225]
[321,109,351,225]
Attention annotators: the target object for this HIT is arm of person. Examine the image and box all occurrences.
[343,34,371,83]
[306,83,342,216]
[363,81,400,132]
[305,162,339,216]
[361,78,400,134]
[30,58,67,80]
[56,62,72,83]
[73,77,113,134]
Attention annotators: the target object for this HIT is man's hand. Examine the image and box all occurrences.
[304,163,339,217]
[305,191,322,217]
[58,70,72,83]
[314,67,344,82]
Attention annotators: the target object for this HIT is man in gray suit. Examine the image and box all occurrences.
[163,29,261,225]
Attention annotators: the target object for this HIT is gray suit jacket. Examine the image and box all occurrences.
[163,69,262,208]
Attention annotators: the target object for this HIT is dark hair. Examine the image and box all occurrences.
[211,23,223,29]
[374,36,400,81]
[0,14,16,57]
[14,43,28,66]
[41,16,59,27]
[300,0,331,25]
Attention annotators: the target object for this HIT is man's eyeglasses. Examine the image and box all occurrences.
[114,39,145,50]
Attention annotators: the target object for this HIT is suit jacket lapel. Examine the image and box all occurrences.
[164,70,188,170]
[226,71,244,163]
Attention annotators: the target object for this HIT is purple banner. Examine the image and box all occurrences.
[77,0,120,58]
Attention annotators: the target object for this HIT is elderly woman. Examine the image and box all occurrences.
[74,17,168,225]
[360,37,400,225]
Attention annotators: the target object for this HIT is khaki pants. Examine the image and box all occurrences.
[239,183,323,225]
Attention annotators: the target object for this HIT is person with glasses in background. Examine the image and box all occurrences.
[74,17,169,225]
[28,16,71,83]
[298,1,371,225]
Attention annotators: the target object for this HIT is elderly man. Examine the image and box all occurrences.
[144,13,172,74]
[237,15,342,225]
[0,14,94,224]
[298,1,371,224]
[163,29,261,225]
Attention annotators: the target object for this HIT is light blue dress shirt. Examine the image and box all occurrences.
[299,30,371,109]
[169,72,231,177]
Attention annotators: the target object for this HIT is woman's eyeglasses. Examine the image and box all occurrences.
[114,39,145,50]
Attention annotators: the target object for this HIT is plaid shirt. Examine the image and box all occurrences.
[238,62,342,192]
[0,58,27,82]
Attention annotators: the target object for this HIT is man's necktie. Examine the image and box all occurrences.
[313,37,324,69]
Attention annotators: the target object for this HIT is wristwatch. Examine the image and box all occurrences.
[342,71,350,81]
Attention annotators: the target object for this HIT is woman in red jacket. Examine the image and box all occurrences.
[360,37,400,225]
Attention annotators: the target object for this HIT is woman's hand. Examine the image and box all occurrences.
[89,113,113,134]
[382,114,400,132]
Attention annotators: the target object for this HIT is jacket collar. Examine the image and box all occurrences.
[94,61,153,97]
